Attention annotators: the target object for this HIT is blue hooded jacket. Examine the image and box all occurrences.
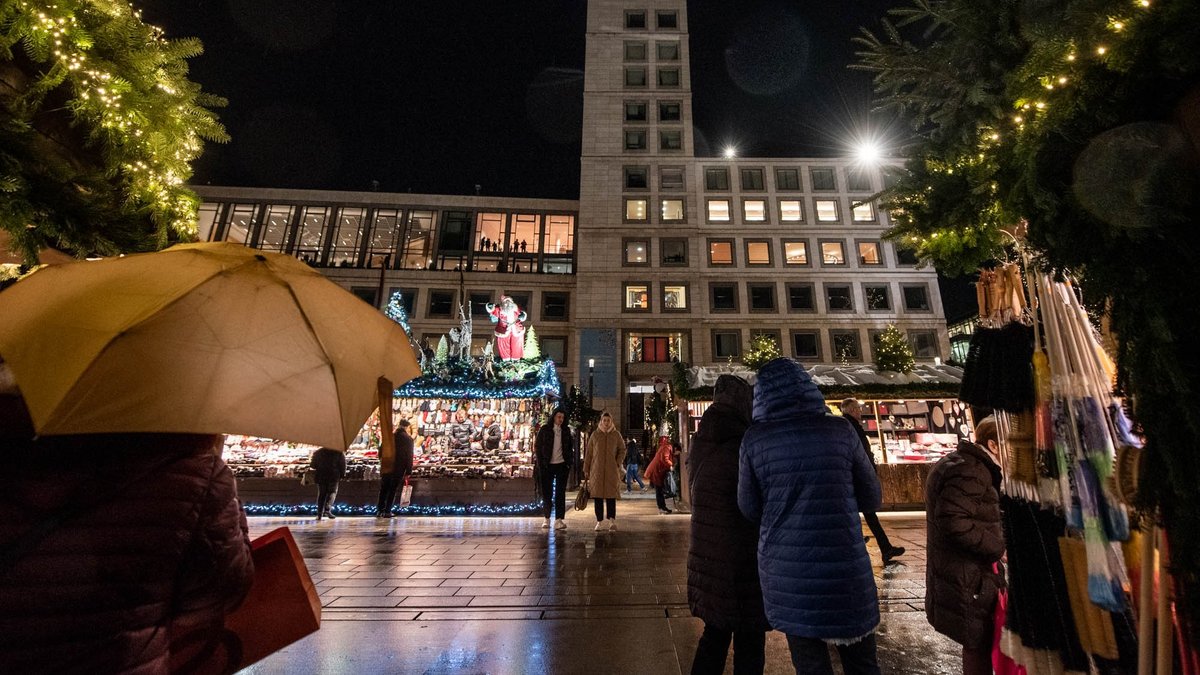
[737,358,882,640]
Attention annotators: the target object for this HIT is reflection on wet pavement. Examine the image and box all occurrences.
[244,496,960,674]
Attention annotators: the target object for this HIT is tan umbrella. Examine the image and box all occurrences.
[0,242,420,450]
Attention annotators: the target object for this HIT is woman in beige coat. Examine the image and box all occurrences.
[585,412,627,532]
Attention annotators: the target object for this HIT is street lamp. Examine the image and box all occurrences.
[587,358,595,408]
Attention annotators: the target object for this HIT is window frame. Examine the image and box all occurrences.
[908,329,941,359]
[856,240,884,267]
[624,198,650,223]
[851,200,876,222]
[625,10,647,29]
[810,167,837,191]
[541,335,568,366]
[846,167,872,192]
[863,284,892,312]
[660,237,689,266]
[704,167,730,191]
[742,198,768,223]
[624,100,648,122]
[706,238,736,267]
[739,167,766,191]
[824,283,855,313]
[541,291,570,322]
[659,129,683,151]
[623,282,652,313]
[775,168,801,191]
[902,283,933,312]
[778,199,804,223]
[706,199,732,223]
[656,41,680,61]
[712,330,742,360]
[819,239,848,267]
[830,329,863,362]
[624,165,649,190]
[624,128,647,150]
[659,166,685,190]
[657,67,681,88]
[623,40,647,61]
[782,239,811,267]
[744,239,773,267]
[790,329,822,360]
[660,197,685,223]
[786,282,817,313]
[624,67,647,88]
[427,288,456,318]
[661,282,690,312]
[708,282,739,313]
[656,10,679,29]
[658,100,682,122]
[747,282,778,313]
[814,198,840,222]
[622,237,651,266]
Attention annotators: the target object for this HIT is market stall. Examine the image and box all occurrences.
[226,291,560,515]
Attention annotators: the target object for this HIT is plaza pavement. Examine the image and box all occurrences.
[243,492,960,674]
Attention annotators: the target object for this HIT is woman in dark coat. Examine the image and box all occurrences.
[925,416,1005,675]
[687,375,768,675]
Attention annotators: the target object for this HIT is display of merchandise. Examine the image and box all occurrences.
[859,399,972,464]
[222,396,543,481]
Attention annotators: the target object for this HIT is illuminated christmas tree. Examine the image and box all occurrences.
[874,325,914,374]
[742,333,781,371]
[385,291,413,336]
[523,326,541,360]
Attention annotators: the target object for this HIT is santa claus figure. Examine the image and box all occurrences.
[486,295,527,360]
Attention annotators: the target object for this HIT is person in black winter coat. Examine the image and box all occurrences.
[311,446,346,520]
[687,375,769,675]
[475,415,502,450]
[377,420,415,518]
[448,408,475,454]
[925,416,1005,675]
[534,409,575,529]
[841,399,905,564]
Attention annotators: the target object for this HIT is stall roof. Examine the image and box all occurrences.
[681,362,963,400]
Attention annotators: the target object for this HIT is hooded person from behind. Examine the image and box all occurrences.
[687,374,769,675]
[738,358,883,674]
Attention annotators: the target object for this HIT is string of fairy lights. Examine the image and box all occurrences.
[13,0,219,238]
[242,502,544,517]
[900,0,1159,253]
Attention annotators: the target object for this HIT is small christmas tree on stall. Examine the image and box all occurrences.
[524,326,541,360]
[874,325,915,374]
[435,336,449,365]
[742,333,781,371]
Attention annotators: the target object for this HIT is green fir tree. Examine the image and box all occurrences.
[874,325,914,374]
[523,326,541,360]
[742,333,781,371]
[435,336,449,364]
[384,291,413,336]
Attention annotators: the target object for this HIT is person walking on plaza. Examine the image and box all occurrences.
[925,416,1005,675]
[738,358,883,675]
[624,436,645,492]
[840,399,906,565]
[646,433,675,514]
[311,445,346,520]
[377,419,415,518]
[0,365,254,673]
[535,408,574,529]
[584,412,626,532]
[687,375,769,675]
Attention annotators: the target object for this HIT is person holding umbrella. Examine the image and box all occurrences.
[377,419,415,518]
[311,446,346,520]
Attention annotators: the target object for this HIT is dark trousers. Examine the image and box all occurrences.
[593,497,616,520]
[691,623,766,675]
[655,483,670,510]
[862,512,893,551]
[541,462,570,520]
[786,633,880,675]
[316,480,339,516]
[962,645,992,675]
[378,475,402,514]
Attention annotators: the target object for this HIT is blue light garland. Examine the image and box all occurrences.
[242,501,543,517]
[394,358,560,400]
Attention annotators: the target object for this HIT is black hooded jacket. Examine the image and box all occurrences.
[686,375,769,631]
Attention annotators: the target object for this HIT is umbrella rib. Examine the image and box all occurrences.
[280,281,342,444]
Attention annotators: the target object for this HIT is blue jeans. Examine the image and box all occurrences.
[624,464,644,490]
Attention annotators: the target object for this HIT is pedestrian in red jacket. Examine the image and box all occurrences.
[646,434,675,514]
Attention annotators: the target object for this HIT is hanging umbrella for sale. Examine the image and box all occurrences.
[0,242,421,450]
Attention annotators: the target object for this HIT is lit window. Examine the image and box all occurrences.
[852,202,875,221]
[625,284,650,310]
[746,241,771,265]
[816,200,839,221]
[708,240,734,265]
[858,242,882,265]
[743,200,766,222]
[663,285,687,310]
[783,241,808,265]
[821,241,846,265]
[780,200,803,222]
[624,240,649,264]
[661,199,684,221]
[625,199,648,221]
[707,199,731,222]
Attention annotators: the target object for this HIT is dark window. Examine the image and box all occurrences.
[438,211,471,252]
[787,284,815,311]
[469,292,493,317]
[625,11,646,28]
[505,291,531,316]
[705,168,730,191]
[847,168,872,192]
[625,68,647,87]
[792,331,820,359]
[864,285,891,311]
[350,287,377,306]
[896,246,919,266]
[428,290,454,317]
[656,11,678,28]
[826,285,854,312]
[624,166,649,189]
[624,41,647,61]
[903,285,931,311]
[625,101,648,121]
[713,331,741,359]
[775,168,800,190]
[710,284,737,311]
[831,330,862,361]
[661,238,688,265]
[659,101,681,121]
[542,337,566,365]
[909,330,940,358]
[656,41,680,60]
[748,284,777,311]
[811,167,836,190]
[624,130,647,150]
[657,68,680,87]
[387,287,417,317]
[542,292,569,321]
[660,130,682,150]
[740,168,765,191]
[660,167,685,190]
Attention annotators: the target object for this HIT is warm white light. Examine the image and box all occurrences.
[588,358,595,368]
[723,146,737,159]
[855,141,882,165]
[934,357,942,366]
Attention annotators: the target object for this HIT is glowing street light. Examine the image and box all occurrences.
[723,146,737,159]
[854,140,882,165]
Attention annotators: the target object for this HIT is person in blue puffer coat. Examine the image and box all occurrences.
[738,358,883,675]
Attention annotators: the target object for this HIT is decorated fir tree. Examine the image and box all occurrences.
[742,333,781,371]
[385,291,413,336]
[874,325,915,374]
[435,336,449,364]
[523,326,541,360]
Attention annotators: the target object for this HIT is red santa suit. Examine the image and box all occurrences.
[487,297,527,360]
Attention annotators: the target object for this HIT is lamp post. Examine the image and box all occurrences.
[587,358,595,409]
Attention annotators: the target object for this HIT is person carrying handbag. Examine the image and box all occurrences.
[583,412,626,532]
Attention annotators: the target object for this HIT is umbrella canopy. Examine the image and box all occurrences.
[0,242,420,450]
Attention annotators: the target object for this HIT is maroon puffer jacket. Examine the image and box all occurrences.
[0,434,254,674]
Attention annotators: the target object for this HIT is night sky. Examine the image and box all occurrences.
[148,0,899,200]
